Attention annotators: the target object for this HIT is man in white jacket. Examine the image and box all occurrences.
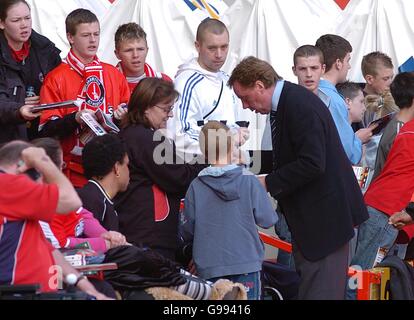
[168,18,248,163]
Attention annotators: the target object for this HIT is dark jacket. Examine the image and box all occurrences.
[103,245,185,291]
[265,81,368,261]
[0,30,61,143]
[115,124,205,260]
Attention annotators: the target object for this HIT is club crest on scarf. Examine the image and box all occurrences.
[66,49,109,114]
[85,75,105,108]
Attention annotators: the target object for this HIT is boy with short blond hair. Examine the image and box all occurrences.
[114,22,171,92]
[181,121,277,300]
[362,51,394,96]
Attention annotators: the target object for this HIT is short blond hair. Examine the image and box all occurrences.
[199,121,232,163]
[361,51,393,77]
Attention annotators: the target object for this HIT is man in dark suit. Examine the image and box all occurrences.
[228,56,368,300]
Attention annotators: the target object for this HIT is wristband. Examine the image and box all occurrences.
[74,275,87,287]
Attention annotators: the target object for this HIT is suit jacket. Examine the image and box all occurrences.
[265,81,368,261]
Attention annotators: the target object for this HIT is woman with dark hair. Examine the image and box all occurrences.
[116,77,206,261]
[0,0,61,143]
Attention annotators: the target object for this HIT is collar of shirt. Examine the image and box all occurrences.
[319,78,337,92]
[271,80,285,112]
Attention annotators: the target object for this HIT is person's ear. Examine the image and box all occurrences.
[345,97,352,109]
[114,48,120,60]
[67,33,75,46]
[195,40,201,53]
[292,66,297,76]
[365,74,374,85]
[0,20,5,30]
[113,162,121,178]
[321,64,326,74]
[255,80,265,90]
[335,58,342,71]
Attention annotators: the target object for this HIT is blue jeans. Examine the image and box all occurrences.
[350,206,398,270]
[209,271,261,300]
[347,206,398,299]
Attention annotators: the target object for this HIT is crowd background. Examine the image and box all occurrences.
[26,0,414,150]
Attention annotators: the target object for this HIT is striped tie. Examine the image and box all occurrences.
[270,110,278,168]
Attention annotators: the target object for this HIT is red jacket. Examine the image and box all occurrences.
[365,119,414,243]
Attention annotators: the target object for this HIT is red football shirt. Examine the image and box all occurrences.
[364,119,414,242]
[0,174,59,292]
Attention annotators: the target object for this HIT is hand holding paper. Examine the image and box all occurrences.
[368,112,395,135]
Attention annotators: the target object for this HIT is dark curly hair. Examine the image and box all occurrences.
[82,134,127,180]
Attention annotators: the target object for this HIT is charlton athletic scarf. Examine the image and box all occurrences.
[66,49,108,114]
[65,49,110,153]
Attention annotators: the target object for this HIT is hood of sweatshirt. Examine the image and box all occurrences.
[198,165,246,201]
[175,57,228,85]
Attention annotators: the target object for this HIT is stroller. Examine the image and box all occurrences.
[261,259,300,300]
[259,232,300,300]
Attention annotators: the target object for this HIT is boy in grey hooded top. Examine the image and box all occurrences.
[180,121,277,299]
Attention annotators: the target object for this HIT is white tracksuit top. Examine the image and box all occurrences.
[167,58,242,159]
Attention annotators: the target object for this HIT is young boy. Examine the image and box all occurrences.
[181,121,277,300]
[316,34,375,165]
[292,45,325,95]
[114,22,171,92]
[336,82,366,125]
[361,51,396,125]
[362,51,394,96]
[39,9,130,187]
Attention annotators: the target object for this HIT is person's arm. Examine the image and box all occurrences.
[328,98,362,164]
[389,190,414,229]
[0,85,41,125]
[72,208,127,252]
[180,185,196,243]
[67,237,108,253]
[171,77,204,157]
[18,147,81,213]
[51,250,112,300]
[80,208,108,238]
[250,175,278,228]
[38,74,80,138]
[133,131,205,196]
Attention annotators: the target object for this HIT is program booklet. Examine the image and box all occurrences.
[352,166,373,191]
[79,109,120,144]
[368,112,396,135]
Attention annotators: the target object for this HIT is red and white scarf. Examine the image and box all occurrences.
[65,50,110,154]
[65,49,108,113]
[116,62,162,85]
